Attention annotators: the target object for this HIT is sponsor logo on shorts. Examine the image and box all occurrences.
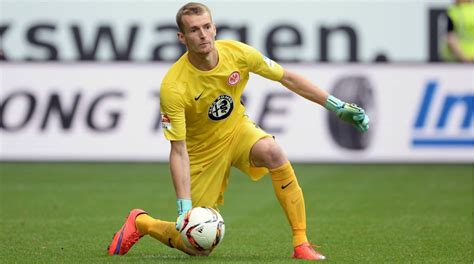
[227,71,240,86]
[208,95,234,120]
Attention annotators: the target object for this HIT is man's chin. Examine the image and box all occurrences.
[197,47,214,55]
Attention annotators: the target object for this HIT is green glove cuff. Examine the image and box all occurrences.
[177,199,192,216]
[324,95,345,113]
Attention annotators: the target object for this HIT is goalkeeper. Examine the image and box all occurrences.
[108,2,369,260]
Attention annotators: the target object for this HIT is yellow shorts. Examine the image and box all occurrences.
[189,115,271,208]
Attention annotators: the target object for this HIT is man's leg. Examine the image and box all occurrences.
[120,151,230,256]
[135,214,206,255]
[250,137,308,247]
[250,137,325,260]
[270,162,308,246]
[107,157,225,257]
[107,209,202,256]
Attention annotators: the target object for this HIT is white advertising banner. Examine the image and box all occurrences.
[1,63,472,162]
[0,0,452,63]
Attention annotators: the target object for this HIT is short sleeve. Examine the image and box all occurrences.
[159,82,186,141]
[243,43,284,81]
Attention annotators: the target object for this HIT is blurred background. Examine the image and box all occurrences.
[0,0,472,163]
[0,1,472,263]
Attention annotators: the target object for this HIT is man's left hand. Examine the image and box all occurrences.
[336,103,370,132]
[324,95,370,132]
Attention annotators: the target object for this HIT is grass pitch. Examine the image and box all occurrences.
[0,163,472,263]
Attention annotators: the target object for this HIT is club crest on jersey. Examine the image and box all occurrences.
[227,71,240,86]
[208,95,234,120]
[161,113,171,129]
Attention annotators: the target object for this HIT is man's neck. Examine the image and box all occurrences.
[187,49,218,71]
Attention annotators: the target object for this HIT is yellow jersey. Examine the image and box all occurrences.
[160,40,284,156]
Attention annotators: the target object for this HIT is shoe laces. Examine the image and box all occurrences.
[308,243,321,249]
[298,242,320,249]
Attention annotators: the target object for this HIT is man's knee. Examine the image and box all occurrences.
[251,137,287,168]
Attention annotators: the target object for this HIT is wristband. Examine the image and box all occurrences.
[324,95,344,113]
[177,199,192,216]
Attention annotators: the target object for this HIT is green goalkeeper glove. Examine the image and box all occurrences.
[175,198,192,231]
[324,95,370,132]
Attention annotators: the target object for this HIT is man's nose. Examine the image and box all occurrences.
[198,28,207,38]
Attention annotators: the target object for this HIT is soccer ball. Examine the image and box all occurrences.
[179,207,225,251]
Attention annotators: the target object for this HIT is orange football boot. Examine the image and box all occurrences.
[107,209,146,255]
[292,242,326,260]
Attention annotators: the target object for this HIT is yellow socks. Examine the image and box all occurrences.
[135,214,192,254]
[270,162,308,247]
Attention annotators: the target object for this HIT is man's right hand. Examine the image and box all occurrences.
[176,213,186,231]
[175,198,192,231]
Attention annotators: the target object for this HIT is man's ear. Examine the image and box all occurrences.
[177,31,186,45]
[213,23,217,37]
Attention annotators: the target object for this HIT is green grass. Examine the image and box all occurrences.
[0,163,472,263]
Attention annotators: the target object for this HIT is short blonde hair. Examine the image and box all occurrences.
[176,2,212,32]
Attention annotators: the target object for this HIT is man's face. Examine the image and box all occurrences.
[178,12,216,55]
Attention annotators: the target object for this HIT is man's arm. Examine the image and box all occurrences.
[170,140,191,200]
[447,33,471,63]
[279,69,328,105]
[279,68,369,132]
[445,15,470,63]
[170,140,192,229]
